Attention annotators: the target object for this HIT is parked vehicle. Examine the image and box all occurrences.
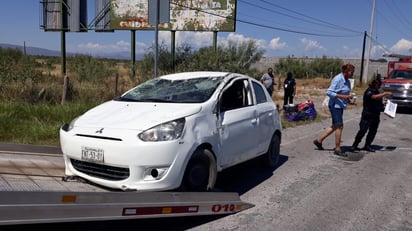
[60,71,282,192]
[381,53,412,108]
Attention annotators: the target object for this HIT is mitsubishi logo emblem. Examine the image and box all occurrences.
[96,128,104,134]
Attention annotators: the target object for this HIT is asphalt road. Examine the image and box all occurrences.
[1,106,411,231]
[188,106,412,231]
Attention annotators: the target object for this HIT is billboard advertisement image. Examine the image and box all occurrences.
[110,0,236,31]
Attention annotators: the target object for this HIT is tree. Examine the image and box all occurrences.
[68,55,116,82]
[178,40,264,74]
[138,40,264,77]
[310,56,343,78]
[275,56,343,79]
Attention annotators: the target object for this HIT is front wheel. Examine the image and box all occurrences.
[264,133,281,168]
[180,148,217,192]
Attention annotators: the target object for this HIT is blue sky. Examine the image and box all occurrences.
[1,0,412,59]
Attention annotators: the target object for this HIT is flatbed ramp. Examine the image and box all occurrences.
[0,148,254,225]
[0,191,253,225]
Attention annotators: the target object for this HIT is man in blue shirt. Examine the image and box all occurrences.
[313,64,354,157]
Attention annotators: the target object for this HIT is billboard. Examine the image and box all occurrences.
[110,0,236,31]
[41,0,87,32]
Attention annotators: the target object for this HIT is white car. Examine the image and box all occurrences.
[60,71,282,192]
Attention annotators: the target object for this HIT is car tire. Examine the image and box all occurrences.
[264,133,281,168]
[180,148,217,192]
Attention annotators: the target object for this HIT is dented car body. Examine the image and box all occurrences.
[60,71,282,192]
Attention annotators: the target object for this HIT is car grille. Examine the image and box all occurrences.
[71,159,130,181]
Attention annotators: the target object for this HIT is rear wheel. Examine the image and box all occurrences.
[264,133,281,167]
[180,148,217,192]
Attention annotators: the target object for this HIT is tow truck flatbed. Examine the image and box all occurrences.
[0,144,253,225]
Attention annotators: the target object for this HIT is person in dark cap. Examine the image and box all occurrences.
[351,79,393,152]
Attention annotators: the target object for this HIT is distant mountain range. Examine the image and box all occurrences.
[0,43,62,57]
[0,43,141,60]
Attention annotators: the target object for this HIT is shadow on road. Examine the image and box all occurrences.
[339,144,398,161]
[1,215,228,231]
[397,107,412,115]
[214,154,288,195]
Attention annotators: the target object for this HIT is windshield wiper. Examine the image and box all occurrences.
[139,98,173,102]
[116,97,140,102]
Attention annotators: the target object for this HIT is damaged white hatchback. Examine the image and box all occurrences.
[60,71,282,192]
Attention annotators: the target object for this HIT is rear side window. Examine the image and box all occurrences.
[253,82,267,104]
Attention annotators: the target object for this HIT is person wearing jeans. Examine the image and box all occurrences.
[313,64,354,157]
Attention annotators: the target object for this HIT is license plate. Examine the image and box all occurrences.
[81,146,104,163]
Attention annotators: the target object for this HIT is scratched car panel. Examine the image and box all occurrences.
[60,71,282,192]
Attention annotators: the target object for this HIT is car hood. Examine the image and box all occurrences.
[382,79,412,84]
[74,101,202,130]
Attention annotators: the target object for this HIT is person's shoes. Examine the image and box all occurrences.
[363,146,375,152]
[313,140,324,150]
[334,150,348,157]
[350,146,361,152]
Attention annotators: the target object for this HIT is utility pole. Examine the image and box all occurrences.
[360,31,367,86]
[363,0,376,84]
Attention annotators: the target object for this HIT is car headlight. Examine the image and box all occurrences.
[61,117,79,132]
[138,118,185,142]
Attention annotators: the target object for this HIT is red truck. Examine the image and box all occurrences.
[381,53,412,109]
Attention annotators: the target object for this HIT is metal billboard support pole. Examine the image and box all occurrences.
[154,0,160,78]
[60,0,67,104]
[149,0,170,78]
[131,29,136,80]
[213,31,217,51]
[171,30,176,72]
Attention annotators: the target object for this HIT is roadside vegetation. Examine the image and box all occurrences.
[0,43,360,146]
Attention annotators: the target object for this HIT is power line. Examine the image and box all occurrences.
[385,0,412,30]
[235,17,360,38]
[367,33,391,56]
[254,0,361,34]
[378,0,411,38]
[171,1,362,38]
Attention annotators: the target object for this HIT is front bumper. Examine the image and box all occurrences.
[60,128,195,192]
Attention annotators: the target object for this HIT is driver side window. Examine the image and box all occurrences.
[220,80,248,112]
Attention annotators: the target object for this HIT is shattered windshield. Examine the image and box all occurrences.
[118,76,223,103]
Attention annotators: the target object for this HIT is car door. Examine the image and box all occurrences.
[218,78,260,168]
[251,80,276,154]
